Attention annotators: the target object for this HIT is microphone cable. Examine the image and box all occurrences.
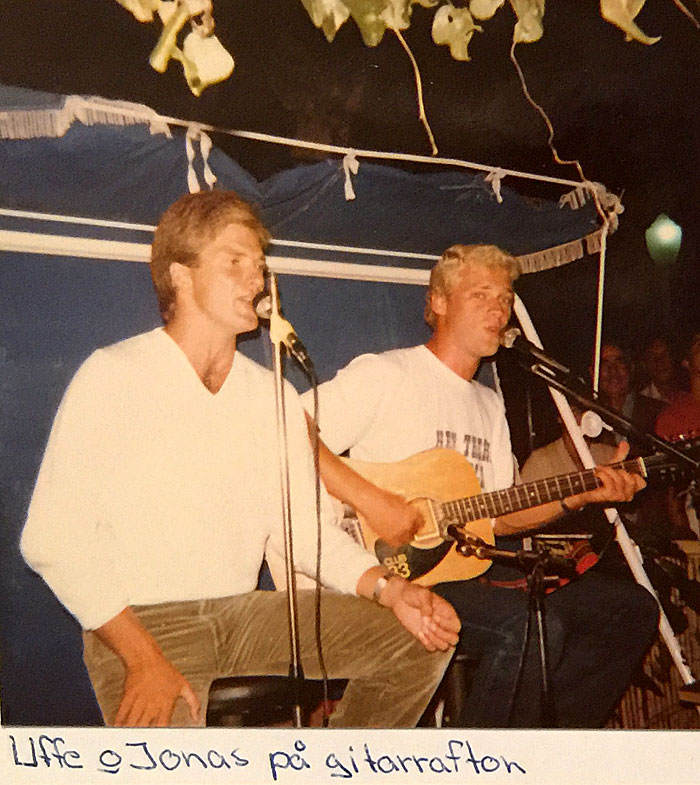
[308,376,333,727]
[257,277,330,725]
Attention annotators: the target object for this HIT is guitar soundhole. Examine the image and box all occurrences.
[374,539,453,580]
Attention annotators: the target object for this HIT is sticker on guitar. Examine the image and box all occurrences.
[338,506,416,579]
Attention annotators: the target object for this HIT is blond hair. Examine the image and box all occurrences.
[424,244,519,328]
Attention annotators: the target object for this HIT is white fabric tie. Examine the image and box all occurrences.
[199,130,217,189]
[485,168,506,203]
[185,128,200,193]
[343,152,360,201]
[185,127,218,193]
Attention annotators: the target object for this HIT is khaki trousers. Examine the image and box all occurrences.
[83,589,452,728]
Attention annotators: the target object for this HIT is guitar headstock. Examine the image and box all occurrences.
[643,436,700,488]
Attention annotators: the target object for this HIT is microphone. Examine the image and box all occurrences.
[446,526,578,580]
[579,410,613,438]
[255,294,315,376]
[500,327,571,375]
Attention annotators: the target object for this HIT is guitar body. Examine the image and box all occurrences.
[264,439,689,592]
[343,448,495,586]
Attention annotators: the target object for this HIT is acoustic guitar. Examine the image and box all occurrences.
[338,446,691,586]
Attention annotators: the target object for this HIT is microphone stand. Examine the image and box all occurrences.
[511,355,697,471]
[448,526,576,726]
[510,296,700,708]
[267,271,305,728]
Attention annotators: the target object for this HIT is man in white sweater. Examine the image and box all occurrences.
[21,190,459,728]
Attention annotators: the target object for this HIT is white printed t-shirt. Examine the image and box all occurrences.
[303,345,514,493]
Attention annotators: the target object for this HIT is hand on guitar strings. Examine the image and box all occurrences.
[572,441,646,508]
[376,575,461,652]
[496,441,647,535]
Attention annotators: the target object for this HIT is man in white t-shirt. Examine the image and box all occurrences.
[305,244,659,727]
[21,190,459,728]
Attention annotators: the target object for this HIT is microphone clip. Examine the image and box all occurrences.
[446,524,578,580]
[256,273,316,378]
[501,328,571,376]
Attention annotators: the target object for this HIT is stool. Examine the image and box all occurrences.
[679,680,700,706]
[419,653,476,727]
[206,676,348,727]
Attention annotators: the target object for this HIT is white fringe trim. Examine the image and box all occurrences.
[1,222,607,282]
[560,181,623,231]
[0,96,171,140]
[516,228,605,275]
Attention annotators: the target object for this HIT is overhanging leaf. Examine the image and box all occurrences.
[115,0,161,23]
[380,0,414,31]
[509,0,545,44]
[600,0,661,45]
[343,0,390,46]
[342,0,420,46]
[179,31,234,96]
[300,0,351,42]
[470,0,506,21]
[432,3,483,61]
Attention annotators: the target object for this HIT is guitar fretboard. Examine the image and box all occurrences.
[441,458,644,524]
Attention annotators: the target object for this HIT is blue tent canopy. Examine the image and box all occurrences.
[0,85,606,725]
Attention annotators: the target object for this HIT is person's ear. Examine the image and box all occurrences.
[431,291,448,320]
[169,262,191,295]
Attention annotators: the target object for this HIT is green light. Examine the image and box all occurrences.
[645,213,682,265]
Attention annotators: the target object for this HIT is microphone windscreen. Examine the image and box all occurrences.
[501,327,521,349]
[579,410,604,438]
[254,295,272,319]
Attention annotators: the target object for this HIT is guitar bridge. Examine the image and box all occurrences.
[408,498,444,547]
[339,504,366,549]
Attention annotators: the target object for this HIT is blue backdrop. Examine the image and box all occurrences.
[0,86,599,725]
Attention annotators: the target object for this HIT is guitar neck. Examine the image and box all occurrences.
[442,457,645,523]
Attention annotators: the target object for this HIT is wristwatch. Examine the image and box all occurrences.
[371,573,390,603]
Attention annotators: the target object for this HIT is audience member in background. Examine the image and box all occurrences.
[595,342,678,556]
[520,406,618,556]
[596,342,665,452]
[639,337,685,406]
[655,332,700,539]
[521,407,617,480]
[656,333,700,443]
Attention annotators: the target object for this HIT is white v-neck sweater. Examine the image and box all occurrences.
[21,329,377,630]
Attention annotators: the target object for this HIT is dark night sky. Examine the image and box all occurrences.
[1,0,699,364]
